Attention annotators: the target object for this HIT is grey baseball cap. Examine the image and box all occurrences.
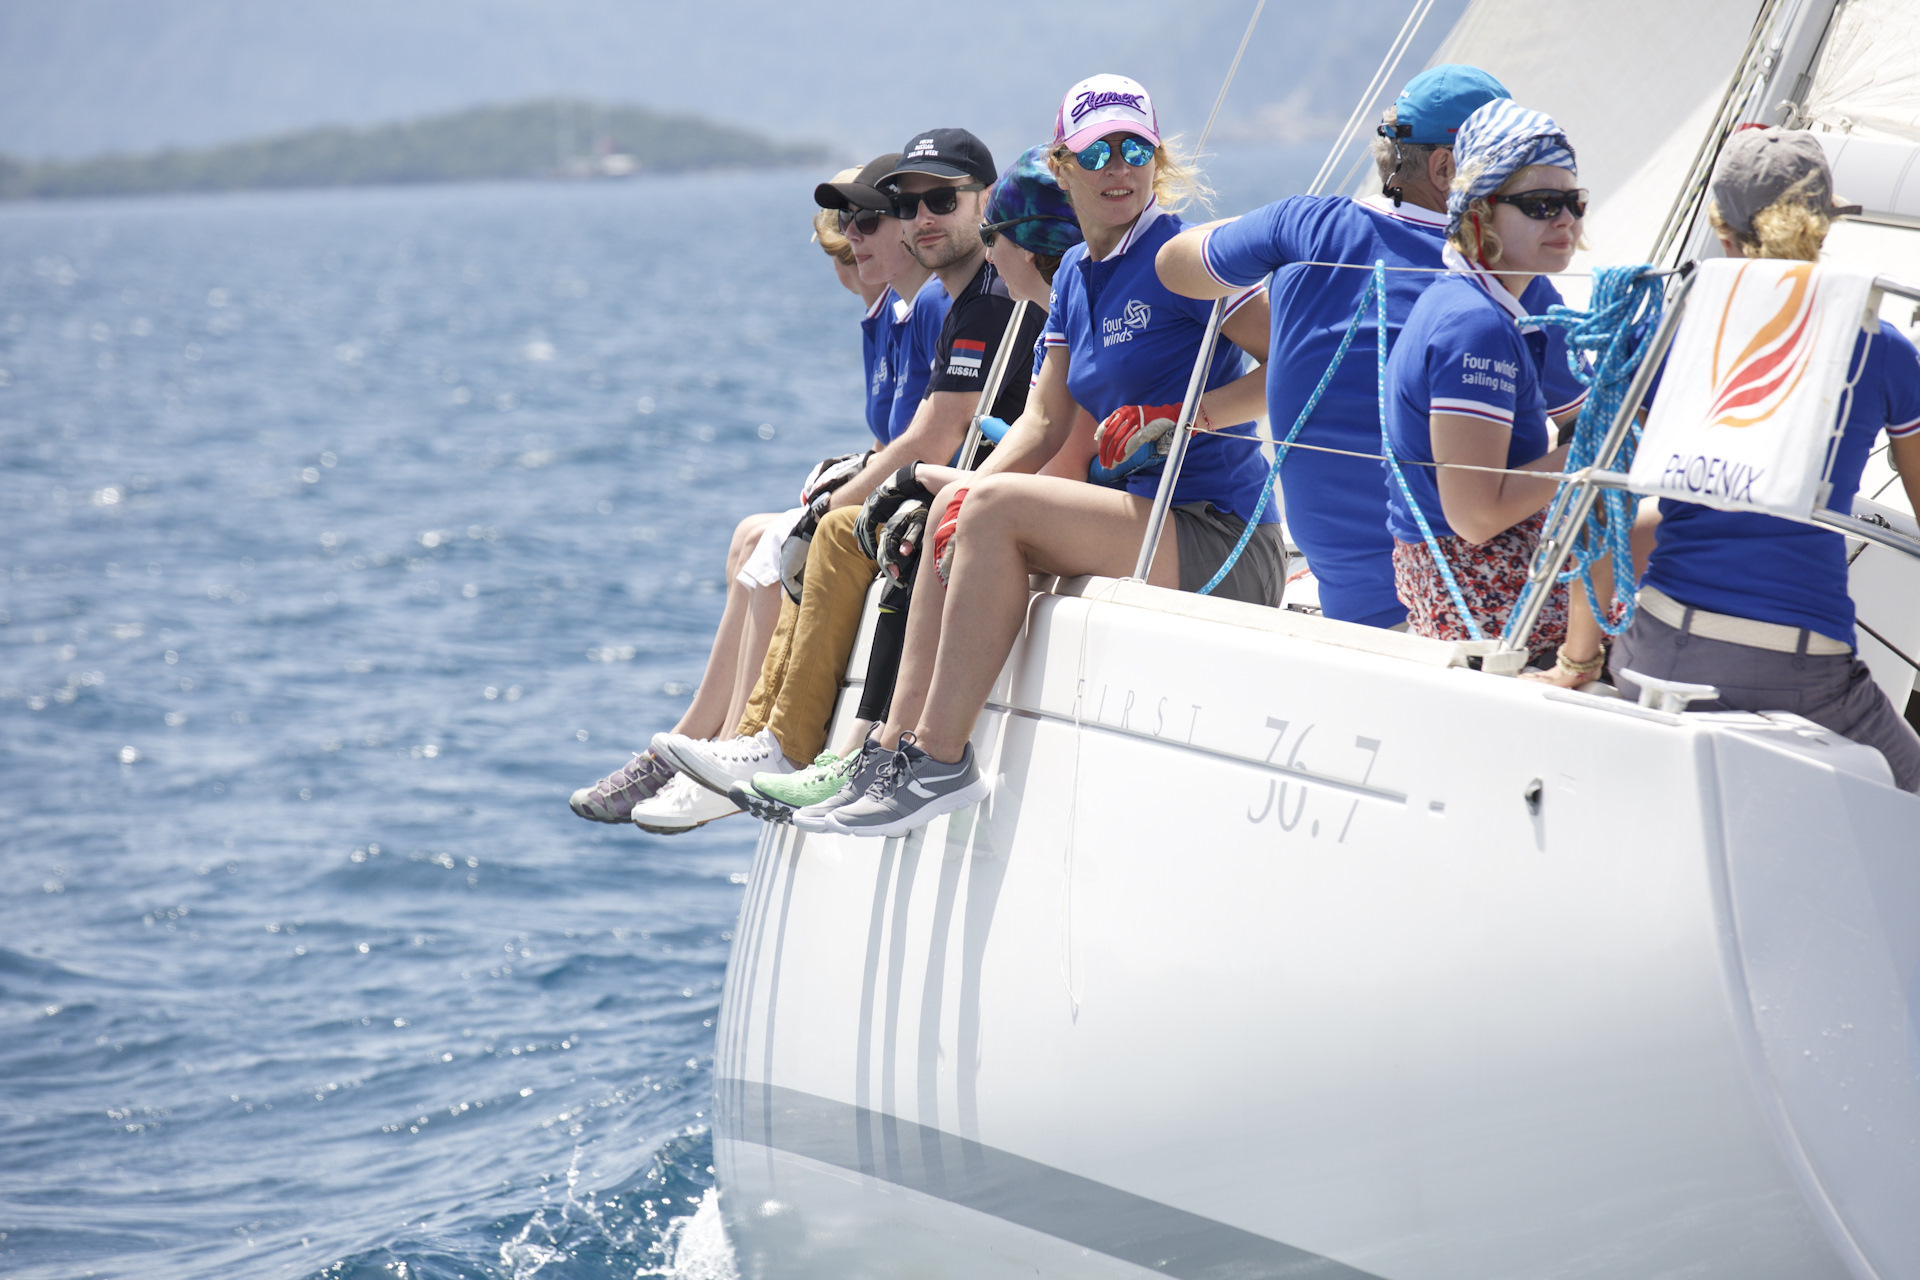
[1710,127,1862,235]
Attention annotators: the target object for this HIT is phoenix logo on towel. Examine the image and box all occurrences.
[948,338,986,375]
[1708,262,1819,430]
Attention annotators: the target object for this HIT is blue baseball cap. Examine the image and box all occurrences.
[1385,65,1510,145]
[984,145,1083,258]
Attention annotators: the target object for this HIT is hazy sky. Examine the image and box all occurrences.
[0,0,1468,163]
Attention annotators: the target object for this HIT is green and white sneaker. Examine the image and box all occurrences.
[730,750,845,824]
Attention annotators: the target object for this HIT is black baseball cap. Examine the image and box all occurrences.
[814,153,901,212]
[880,129,997,189]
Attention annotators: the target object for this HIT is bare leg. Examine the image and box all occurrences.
[892,474,1178,763]
[669,511,781,738]
[721,580,784,733]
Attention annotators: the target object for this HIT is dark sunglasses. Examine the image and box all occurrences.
[978,214,1078,248]
[1071,135,1155,172]
[1491,188,1588,220]
[836,206,887,236]
[889,182,985,220]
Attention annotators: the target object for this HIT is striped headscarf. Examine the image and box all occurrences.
[1446,99,1577,237]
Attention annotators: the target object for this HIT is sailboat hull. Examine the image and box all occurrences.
[713,578,1920,1280]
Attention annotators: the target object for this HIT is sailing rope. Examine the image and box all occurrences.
[1199,262,1481,638]
[1511,265,1666,639]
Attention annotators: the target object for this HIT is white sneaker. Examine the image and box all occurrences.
[651,727,795,797]
[631,773,741,834]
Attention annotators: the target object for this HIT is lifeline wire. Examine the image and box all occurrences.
[1198,261,1483,639]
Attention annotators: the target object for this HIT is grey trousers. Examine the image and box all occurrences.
[1613,609,1920,793]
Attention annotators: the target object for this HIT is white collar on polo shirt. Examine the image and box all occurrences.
[1357,192,1448,228]
[1443,243,1537,331]
[1098,197,1167,261]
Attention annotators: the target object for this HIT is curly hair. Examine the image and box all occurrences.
[1048,134,1214,215]
[1706,175,1831,262]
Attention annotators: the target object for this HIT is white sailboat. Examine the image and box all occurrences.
[710,3,1920,1276]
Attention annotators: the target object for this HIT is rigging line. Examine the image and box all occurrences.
[1306,0,1435,197]
[1158,427,1584,480]
[1260,260,1686,278]
[1857,618,1920,674]
[1195,0,1268,156]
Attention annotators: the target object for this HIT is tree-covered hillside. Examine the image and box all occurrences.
[0,99,830,200]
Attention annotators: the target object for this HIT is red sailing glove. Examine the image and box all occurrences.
[932,488,968,586]
[1094,403,1183,470]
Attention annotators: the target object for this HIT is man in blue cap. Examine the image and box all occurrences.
[1155,65,1588,629]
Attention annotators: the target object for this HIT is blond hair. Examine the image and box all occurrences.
[1048,135,1213,216]
[1447,163,1579,265]
[1706,176,1831,262]
[811,165,862,267]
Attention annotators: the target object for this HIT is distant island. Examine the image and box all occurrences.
[0,98,832,201]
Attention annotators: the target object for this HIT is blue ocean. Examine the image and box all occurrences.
[0,150,1316,1280]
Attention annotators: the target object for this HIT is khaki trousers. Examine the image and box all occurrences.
[734,506,875,762]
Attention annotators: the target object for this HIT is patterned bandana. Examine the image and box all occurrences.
[984,145,1085,258]
[1446,99,1577,237]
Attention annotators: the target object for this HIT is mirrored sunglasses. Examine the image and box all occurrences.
[889,183,985,220]
[1072,135,1155,172]
[1491,188,1588,220]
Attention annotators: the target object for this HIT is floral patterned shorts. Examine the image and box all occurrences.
[1391,511,1568,655]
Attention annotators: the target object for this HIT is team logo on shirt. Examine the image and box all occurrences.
[1460,352,1518,396]
[870,355,889,393]
[948,338,986,376]
[1102,300,1152,347]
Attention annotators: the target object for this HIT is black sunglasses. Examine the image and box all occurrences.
[1491,188,1588,220]
[978,214,1077,248]
[889,182,985,220]
[836,206,887,236]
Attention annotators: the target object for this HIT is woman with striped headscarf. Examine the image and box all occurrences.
[1380,99,1608,681]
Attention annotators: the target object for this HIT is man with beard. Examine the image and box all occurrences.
[648,128,1046,808]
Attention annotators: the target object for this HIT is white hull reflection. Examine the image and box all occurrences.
[712,577,1920,1280]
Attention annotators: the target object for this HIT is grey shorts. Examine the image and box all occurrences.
[1613,608,1920,792]
[1173,502,1287,607]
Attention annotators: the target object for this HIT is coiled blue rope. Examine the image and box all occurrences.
[1511,264,1665,639]
[1200,262,1482,641]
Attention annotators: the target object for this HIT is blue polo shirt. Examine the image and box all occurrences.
[1045,200,1273,523]
[860,288,900,444]
[1383,269,1554,542]
[884,275,950,442]
[1203,195,1586,627]
[1642,321,1920,646]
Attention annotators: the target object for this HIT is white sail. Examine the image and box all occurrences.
[1802,0,1920,142]
[1413,0,1767,282]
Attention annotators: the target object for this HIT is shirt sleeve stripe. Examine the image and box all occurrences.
[1888,412,1920,438]
[1545,388,1589,417]
[1200,227,1264,291]
[1042,332,1070,348]
[1220,283,1265,320]
[1431,397,1515,426]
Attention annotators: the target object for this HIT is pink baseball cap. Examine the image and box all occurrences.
[1054,74,1161,152]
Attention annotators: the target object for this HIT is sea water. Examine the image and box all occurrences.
[0,148,1319,1280]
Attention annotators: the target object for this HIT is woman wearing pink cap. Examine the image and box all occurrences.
[803,73,1286,839]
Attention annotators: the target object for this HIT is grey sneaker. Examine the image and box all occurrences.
[826,734,988,838]
[791,737,890,833]
[570,750,675,823]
